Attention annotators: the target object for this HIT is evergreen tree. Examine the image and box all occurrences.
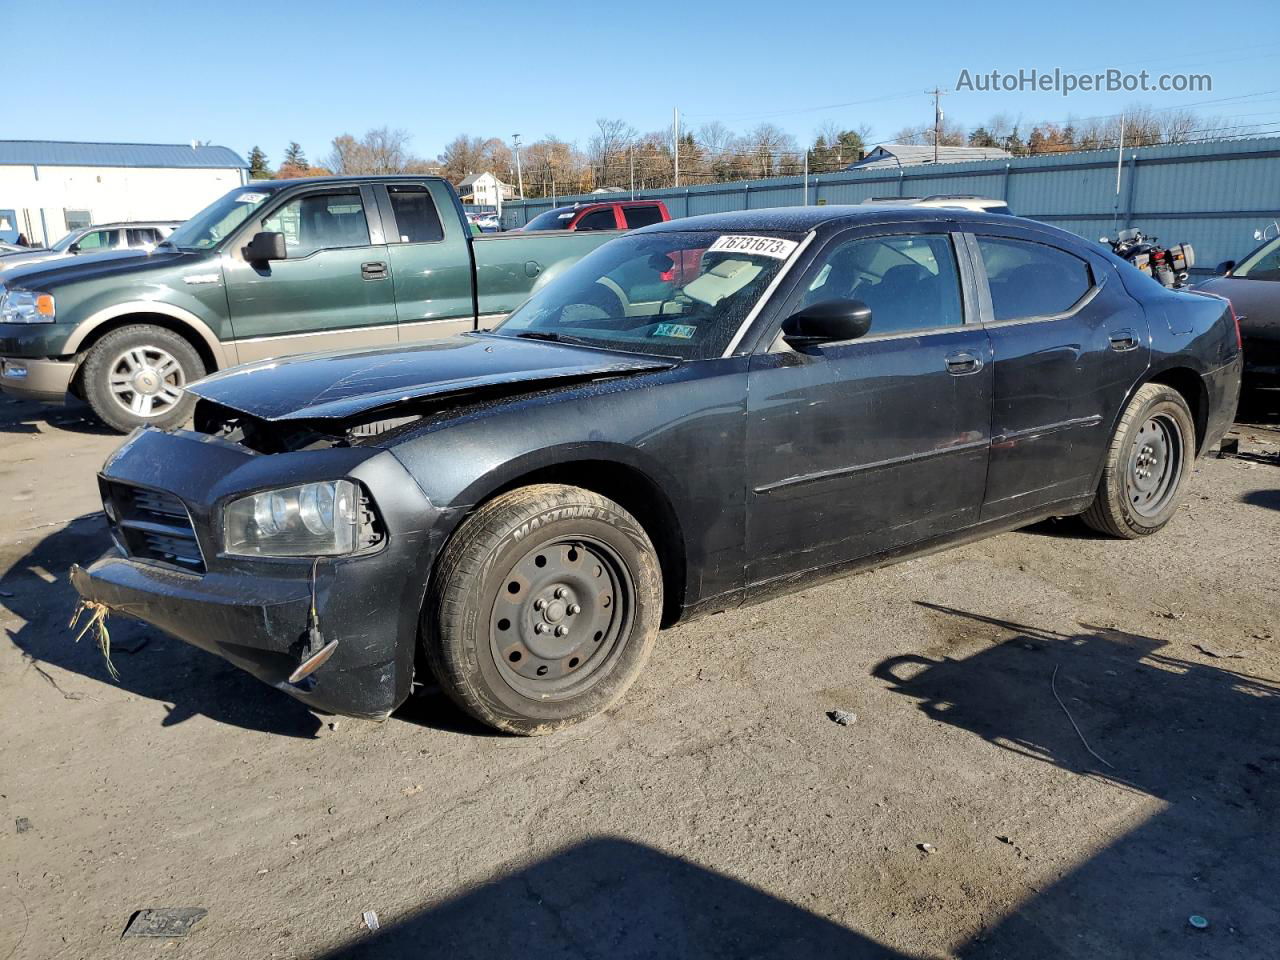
[283,142,307,168]
[247,145,271,179]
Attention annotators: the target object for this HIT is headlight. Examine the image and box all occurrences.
[223,480,369,557]
[0,288,56,324]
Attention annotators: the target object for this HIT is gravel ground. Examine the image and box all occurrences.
[0,394,1277,960]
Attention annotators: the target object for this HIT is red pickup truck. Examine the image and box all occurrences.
[517,199,670,232]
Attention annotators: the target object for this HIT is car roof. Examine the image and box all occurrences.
[637,205,1011,234]
[83,221,183,229]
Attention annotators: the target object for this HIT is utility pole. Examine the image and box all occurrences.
[629,144,635,199]
[929,88,947,163]
[673,106,680,188]
[803,149,809,205]
[512,133,524,200]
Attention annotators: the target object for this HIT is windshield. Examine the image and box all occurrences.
[50,231,81,252]
[1233,235,1280,281]
[521,207,577,231]
[164,187,276,251]
[493,230,801,360]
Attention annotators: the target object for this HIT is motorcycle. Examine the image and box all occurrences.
[1099,228,1195,289]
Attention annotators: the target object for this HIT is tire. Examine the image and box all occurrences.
[1082,383,1196,538]
[425,483,663,735]
[80,324,205,433]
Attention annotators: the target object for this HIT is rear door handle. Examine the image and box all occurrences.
[361,261,388,281]
[1108,329,1139,351]
[944,351,983,375]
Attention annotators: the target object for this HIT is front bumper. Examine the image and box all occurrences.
[70,427,445,719]
[0,356,74,401]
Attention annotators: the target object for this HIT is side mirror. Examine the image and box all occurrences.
[68,242,82,254]
[245,231,287,262]
[782,299,872,349]
[1216,260,1235,276]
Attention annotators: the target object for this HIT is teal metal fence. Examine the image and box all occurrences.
[499,136,1280,273]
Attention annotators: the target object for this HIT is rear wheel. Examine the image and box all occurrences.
[81,324,205,433]
[425,484,662,735]
[1082,382,1196,538]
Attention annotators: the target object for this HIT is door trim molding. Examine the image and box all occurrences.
[754,437,989,495]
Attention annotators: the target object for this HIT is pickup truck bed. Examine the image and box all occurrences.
[0,175,619,431]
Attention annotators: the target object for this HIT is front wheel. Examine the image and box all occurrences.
[80,324,205,433]
[1082,382,1196,538]
[425,484,662,735]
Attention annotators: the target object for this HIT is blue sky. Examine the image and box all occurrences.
[8,0,1278,165]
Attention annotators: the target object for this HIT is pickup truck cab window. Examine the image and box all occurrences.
[975,236,1093,321]
[624,205,665,229]
[494,230,797,360]
[576,209,619,231]
[799,233,965,336]
[386,184,444,244]
[261,190,370,258]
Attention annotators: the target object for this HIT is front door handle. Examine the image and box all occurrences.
[944,351,984,375]
[1108,329,1139,352]
[361,261,388,281]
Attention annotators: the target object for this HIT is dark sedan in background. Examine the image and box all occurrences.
[73,206,1242,735]
[1198,231,1280,389]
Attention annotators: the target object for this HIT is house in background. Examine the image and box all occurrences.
[457,172,516,210]
[847,143,1012,170]
[0,140,248,246]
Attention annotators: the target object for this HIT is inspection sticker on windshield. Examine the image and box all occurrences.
[653,322,696,339]
[235,192,268,204]
[708,235,798,260]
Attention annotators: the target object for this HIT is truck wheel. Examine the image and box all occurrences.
[1082,382,1196,538]
[81,324,205,433]
[425,483,662,735]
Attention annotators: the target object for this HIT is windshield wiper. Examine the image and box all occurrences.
[512,330,593,346]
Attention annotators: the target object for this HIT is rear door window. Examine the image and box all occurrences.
[387,185,444,243]
[575,209,618,231]
[261,191,370,257]
[127,228,160,247]
[623,205,664,229]
[976,236,1093,321]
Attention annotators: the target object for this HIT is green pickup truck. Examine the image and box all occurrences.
[0,176,617,431]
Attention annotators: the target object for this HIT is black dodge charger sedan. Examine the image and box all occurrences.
[73,207,1242,734]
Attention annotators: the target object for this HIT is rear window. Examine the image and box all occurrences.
[623,205,664,229]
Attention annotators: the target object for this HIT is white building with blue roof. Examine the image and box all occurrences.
[0,140,247,246]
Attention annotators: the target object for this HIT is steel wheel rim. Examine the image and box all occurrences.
[489,536,635,701]
[107,345,186,418]
[1126,412,1183,518]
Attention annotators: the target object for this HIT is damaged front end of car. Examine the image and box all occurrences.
[70,336,679,718]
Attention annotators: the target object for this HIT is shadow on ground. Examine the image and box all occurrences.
[0,395,112,435]
[3,516,324,737]
[311,606,1279,960]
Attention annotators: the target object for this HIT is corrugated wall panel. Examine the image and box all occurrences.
[498,137,1280,269]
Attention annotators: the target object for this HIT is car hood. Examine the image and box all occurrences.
[0,249,191,287]
[186,333,679,422]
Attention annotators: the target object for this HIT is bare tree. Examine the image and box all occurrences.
[326,127,422,174]
[588,118,638,190]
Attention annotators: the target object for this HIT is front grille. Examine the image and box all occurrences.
[101,480,205,573]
